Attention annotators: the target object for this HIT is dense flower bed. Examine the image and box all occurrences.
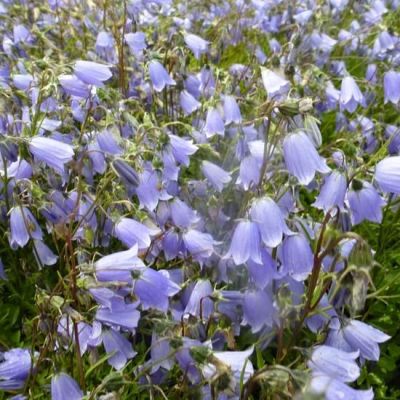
[0,0,400,398]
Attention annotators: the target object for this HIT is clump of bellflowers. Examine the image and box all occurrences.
[0,0,399,399]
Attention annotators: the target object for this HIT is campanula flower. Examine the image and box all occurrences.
[102,329,137,370]
[339,76,365,112]
[250,197,291,248]
[384,71,400,104]
[283,132,330,185]
[261,68,290,99]
[74,60,112,86]
[343,320,390,361]
[375,156,400,194]
[307,345,360,382]
[313,171,347,212]
[29,136,74,174]
[51,373,83,400]
[204,108,225,137]
[184,33,209,59]
[180,90,201,115]
[223,95,242,125]
[10,206,43,249]
[226,220,262,265]
[149,60,175,92]
[0,348,31,390]
[201,161,231,191]
[114,218,157,249]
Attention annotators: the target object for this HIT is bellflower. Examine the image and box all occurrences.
[180,90,201,115]
[309,375,374,400]
[96,302,140,331]
[339,76,365,112]
[74,60,112,86]
[261,68,290,98]
[182,229,215,260]
[10,206,43,249]
[342,320,390,361]
[184,279,214,319]
[59,74,90,98]
[201,161,231,191]
[242,290,275,333]
[384,70,400,104]
[250,197,291,248]
[281,234,313,281]
[149,60,176,92]
[226,220,262,265]
[51,373,83,400]
[223,95,242,125]
[375,156,400,194]
[0,348,31,390]
[134,268,180,312]
[125,32,146,56]
[114,218,157,249]
[29,136,74,174]
[313,171,347,212]
[102,329,137,370]
[283,132,330,185]
[184,33,209,59]
[168,133,198,166]
[204,108,225,137]
[308,345,360,382]
[347,182,386,224]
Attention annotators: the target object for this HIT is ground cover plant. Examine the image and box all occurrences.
[1,0,400,398]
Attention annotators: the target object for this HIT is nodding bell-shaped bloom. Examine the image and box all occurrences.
[182,229,215,260]
[59,74,90,98]
[170,198,199,228]
[10,206,43,249]
[223,95,242,125]
[125,32,146,56]
[203,347,254,393]
[29,136,74,174]
[180,90,201,115]
[313,171,347,212]
[309,375,374,400]
[250,197,291,248]
[95,245,145,282]
[102,329,137,370]
[384,71,400,104]
[226,220,262,265]
[308,345,360,383]
[201,161,231,191]
[134,268,180,312]
[34,240,58,266]
[114,218,157,249]
[184,33,209,59]
[184,279,214,319]
[283,132,330,185]
[375,156,400,194]
[281,234,313,281]
[204,108,225,137]
[96,302,140,331]
[242,290,275,333]
[168,133,198,166]
[261,68,290,98]
[342,320,390,361]
[0,348,31,390]
[51,373,83,400]
[339,76,365,112]
[149,60,176,92]
[347,182,386,224]
[74,60,112,87]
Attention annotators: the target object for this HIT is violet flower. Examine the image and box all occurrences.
[149,60,175,92]
[375,156,400,194]
[29,136,74,174]
[283,132,330,185]
[51,373,83,400]
[74,60,112,87]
